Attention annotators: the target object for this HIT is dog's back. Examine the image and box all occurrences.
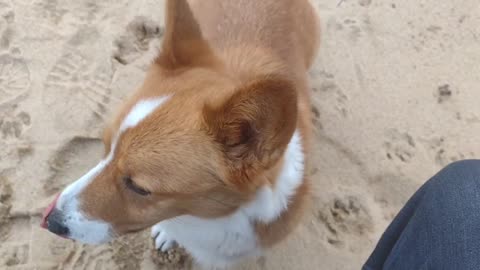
[190,0,319,72]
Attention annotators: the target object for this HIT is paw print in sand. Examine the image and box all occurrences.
[384,129,416,163]
[0,54,31,106]
[318,195,373,247]
[0,110,30,140]
[0,1,15,50]
[113,16,163,65]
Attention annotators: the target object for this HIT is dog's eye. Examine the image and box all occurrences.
[123,177,151,196]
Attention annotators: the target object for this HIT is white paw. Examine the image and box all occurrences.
[151,224,177,252]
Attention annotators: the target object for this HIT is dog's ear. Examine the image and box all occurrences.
[157,0,217,68]
[203,77,298,190]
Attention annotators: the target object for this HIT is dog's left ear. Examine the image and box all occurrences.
[203,77,298,190]
[157,0,217,69]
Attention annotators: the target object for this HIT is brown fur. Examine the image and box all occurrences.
[80,0,319,247]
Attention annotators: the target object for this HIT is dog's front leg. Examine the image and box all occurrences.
[151,223,177,252]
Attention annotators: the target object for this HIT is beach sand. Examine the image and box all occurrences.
[0,0,479,269]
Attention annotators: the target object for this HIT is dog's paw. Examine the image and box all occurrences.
[151,224,177,252]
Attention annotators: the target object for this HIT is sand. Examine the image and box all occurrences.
[0,0,479,269]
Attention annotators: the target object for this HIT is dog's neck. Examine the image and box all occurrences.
[240,130,305,223]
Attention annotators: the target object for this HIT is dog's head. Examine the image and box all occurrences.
[41,0,297,244]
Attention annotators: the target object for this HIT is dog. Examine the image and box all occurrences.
[41,0,319,267]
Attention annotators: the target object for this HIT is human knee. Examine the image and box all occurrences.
[426,160,480,201]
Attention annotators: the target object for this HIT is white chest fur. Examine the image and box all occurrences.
[151,131,305,268]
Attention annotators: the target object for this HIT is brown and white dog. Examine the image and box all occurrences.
[41,0,319,267]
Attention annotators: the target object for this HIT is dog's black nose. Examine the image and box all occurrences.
[46,210,69,236]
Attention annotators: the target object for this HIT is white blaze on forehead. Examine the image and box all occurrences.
[55,95,172,244]
[120,96,172,133]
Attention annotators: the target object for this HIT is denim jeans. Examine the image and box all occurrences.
[363,160,480,270]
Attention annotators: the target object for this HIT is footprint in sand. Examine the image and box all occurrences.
[368,173,418,220]
[42,28,114,133]
[424,136,474,167]
[0,112,32,172]
[40,228,185,270]
[317,194,374,248]
[342,18,364,43]
[113,16,163,65]
[31,0,68,25]
[58,233,150,270]
[383,129,416,163]
[436,84,453,104]
[0,243,29,266]
[0,175,26,267]
[0,175,13,233]
[0,54,31,107]
[44,136,103,196]
[310,69,349,117]
[32,0,128,30]
[358,0,372,7]
[0,1,14,50]
[311,105,323,131]
[112,233,152,270]
[60,244,117,270]
[0,108,32,173]
[0,110,31,140]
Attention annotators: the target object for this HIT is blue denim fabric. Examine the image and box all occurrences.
[363,160,480,270]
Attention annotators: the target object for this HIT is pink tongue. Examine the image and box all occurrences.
[41,194,60,229]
